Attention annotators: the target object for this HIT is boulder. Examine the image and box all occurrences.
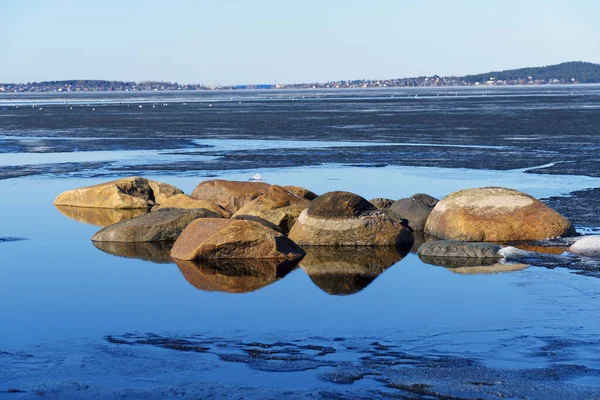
[369,198,394,209]
[190,179,270,212]
[55,205,147,227]
[424,187,575,241]
[92,208,222,242]
[54,176,183,209]
[175,258,298,293]
[300,246,408,295]
[283,185,318,201]
[231,215,286,234]
[417,240,502,259]
[170,219,305,260]
[232,185,310,232]
[389,193,438,231]
[288,191,414,246]
[568,236,600,257]
[93,241,174,264]
[153,194,232,217]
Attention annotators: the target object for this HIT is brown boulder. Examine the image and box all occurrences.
[154,194,232,217]
[54,176,183,209]
[190,179,270,212]
[170,219,305,260]
[283,185,318,201]
[55,205,147,227]
[175,258,298,293]
[389,193,438,231]
[288,191,414,246]
[232,185,310,232]
[424,187,575,242]
[369,198,394,209]
[92,208,222,242]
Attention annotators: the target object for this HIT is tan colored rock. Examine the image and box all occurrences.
[288,191,414,246]
[175,258,298,293]
[55,205,147,227]
[283,185,318,201]
[232,185,310,232]
[170,219,305,261]
[424,187,575,242]
[53,176,183,209]
[154,194,232,217]
[190,179,271,212]
[92,208,222,242]
[148,180,184,204]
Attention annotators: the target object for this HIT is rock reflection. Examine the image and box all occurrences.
[56,205,147,227]
[419,254,528,274]
[175,258,299,293]
[300,246,408,295]
[93,241,174,264]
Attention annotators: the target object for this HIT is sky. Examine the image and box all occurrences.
[2,0,599,85]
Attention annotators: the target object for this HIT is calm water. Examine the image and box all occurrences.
[1,87,600,399]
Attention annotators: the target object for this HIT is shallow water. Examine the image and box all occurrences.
[1,87,600,398]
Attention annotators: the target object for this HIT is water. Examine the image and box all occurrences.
[1,86,600,399]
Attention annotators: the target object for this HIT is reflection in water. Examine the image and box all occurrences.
[300,246,409,295]
[175,258,299,293]
[93,241,174,264]
[56,205,147,227]
[508,243,567,255]
[419,254,528,274]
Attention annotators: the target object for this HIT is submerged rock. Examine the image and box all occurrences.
[288,191,414,246]
[283,185,318,201]
[92,208,222,243]
[417,240,502,259]
[568,236,600,257]
[153,194,232,217]
[190,179,271,212]
[300,246,408,295]
[232,185,310,233]
[175,258,299,293]
[170,219,305,261]
[54,176,183,209]
[93,241,174,264]
[389,193,438,231]
[55,205,147,227]
[424,187,575,241]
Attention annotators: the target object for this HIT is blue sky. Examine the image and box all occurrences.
[2,0,599,85]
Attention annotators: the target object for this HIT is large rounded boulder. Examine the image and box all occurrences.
[54,176,183,209]
[288,191,414,246]
[92,208,222,243]
[170,219,305,261]
[424,187,575,242]
[232,185,310,233]
[389,193,438,231]
[153,194,232,217]
[190,180,270,212]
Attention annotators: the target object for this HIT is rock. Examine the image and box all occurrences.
[153,194,232,217]
[369,198,394,209]
[283,185,318,201]
[92,208,222,242]
[175,258,298,293]
[419,254,528,274]
[170,219,305,260]
[232,185,310,232]
[288,191,414,246]
[300,246,408,295]
[568,236,600,257]
[389,193,438,231]
[424,187,575,241]
[55,205,147,227]
[93,241,174,263]
[190,179,271,212]
[417,240,502,258]
[231,215,286,234]
[54,176,183,209]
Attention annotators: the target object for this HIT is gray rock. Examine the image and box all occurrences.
[92,208,222,242]
[389,193,438,231]
[369,198,394,209]
[417,240,502,258]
